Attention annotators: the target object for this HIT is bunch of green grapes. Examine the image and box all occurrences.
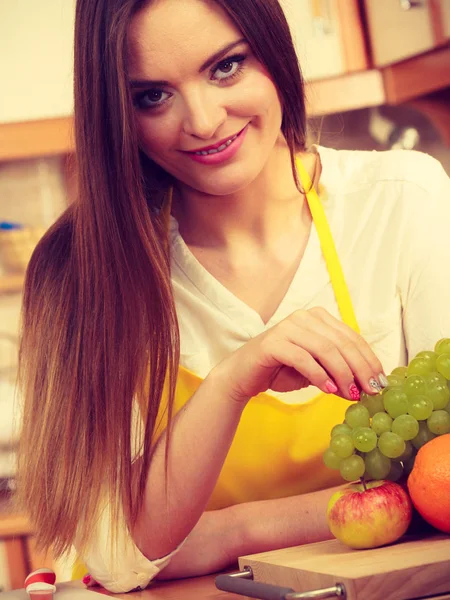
[323,338,450,483]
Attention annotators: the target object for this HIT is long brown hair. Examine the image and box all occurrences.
[16,0,306,560]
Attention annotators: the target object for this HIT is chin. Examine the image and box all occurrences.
[188,161,265,196]
[192,175,254,196]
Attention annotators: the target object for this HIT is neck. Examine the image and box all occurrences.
[171,142,319,252]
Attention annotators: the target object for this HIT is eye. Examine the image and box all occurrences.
[211,54,247,82]
[134,89,172,110]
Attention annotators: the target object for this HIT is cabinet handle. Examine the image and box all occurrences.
[399,0,422,9]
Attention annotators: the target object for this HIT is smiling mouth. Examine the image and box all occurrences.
[193,133,239,156]
[186,127,245,156]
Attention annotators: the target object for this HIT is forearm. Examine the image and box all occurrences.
[134,367,245,560]
[156,487,339,580]
[236,486,339,554]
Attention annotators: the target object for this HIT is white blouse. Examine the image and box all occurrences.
[79,147,450,592]
[171,146,450,402]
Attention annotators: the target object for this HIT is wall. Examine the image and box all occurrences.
[0,0,75,124]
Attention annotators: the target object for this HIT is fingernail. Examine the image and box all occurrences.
[325,380,339,394]
[349,383,360,400]
[83,575,91,586]
[369,377,383,393]
[379,373,389,388]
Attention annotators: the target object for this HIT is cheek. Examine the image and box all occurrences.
[136,113,180,157]
[236,73,282,128]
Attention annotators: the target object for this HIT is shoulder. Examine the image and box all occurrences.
[318,146,449,197]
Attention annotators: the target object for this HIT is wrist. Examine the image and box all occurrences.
[222,503,253,562]
[207,360,251,407]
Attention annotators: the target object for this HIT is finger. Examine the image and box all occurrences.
[284,325,359,400]
[310,307,385,376]
[297,314,376,395]
[269,339,339,395]
[308,307,386,391]
[272,334,357,400]
[83,574,100,587]
[268,365,310,393]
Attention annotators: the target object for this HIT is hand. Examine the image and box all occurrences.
[213,307,386,404]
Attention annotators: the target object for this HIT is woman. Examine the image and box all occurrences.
[17,0,450,593]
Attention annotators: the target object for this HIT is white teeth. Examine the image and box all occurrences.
[195,133,238,156]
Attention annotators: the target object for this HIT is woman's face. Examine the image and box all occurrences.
[127,0,284,196]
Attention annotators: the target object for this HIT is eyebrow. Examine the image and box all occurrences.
[129,38,247,89]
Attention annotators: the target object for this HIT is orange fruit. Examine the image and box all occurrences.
[407,434,450,533]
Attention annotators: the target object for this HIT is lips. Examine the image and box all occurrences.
[183,124,249,166]
[183,127,245,155]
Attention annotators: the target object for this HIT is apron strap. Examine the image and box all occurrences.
[296,157,360,334]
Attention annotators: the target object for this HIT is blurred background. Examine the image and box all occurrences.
[0,0,449,591]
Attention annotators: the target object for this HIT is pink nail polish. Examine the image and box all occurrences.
[349,383,360,401]
[82,575,91,586]
[325,380,339,394]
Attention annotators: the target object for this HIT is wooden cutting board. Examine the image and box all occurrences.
[238,534,450,600]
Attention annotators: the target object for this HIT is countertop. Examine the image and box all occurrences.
[51,576,245,599]
[59,577,450,600]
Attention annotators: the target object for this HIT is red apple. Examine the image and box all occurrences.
[326,480,413,549]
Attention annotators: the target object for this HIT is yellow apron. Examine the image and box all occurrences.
[72,157,359,579]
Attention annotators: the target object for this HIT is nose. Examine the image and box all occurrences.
[181,86,227,140]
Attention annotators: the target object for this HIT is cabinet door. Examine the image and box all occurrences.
[440,0,450,39]
[280,0,367,81]
[0,0,75,125]
[364,0,449,67]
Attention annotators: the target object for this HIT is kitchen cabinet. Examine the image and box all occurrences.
[364,0,450,67]
[280,0,368,80]
[0,1,450,161]
[0,275,24,295]
[0,0,365,130]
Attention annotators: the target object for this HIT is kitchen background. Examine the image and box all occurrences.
[1,0,450,592]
